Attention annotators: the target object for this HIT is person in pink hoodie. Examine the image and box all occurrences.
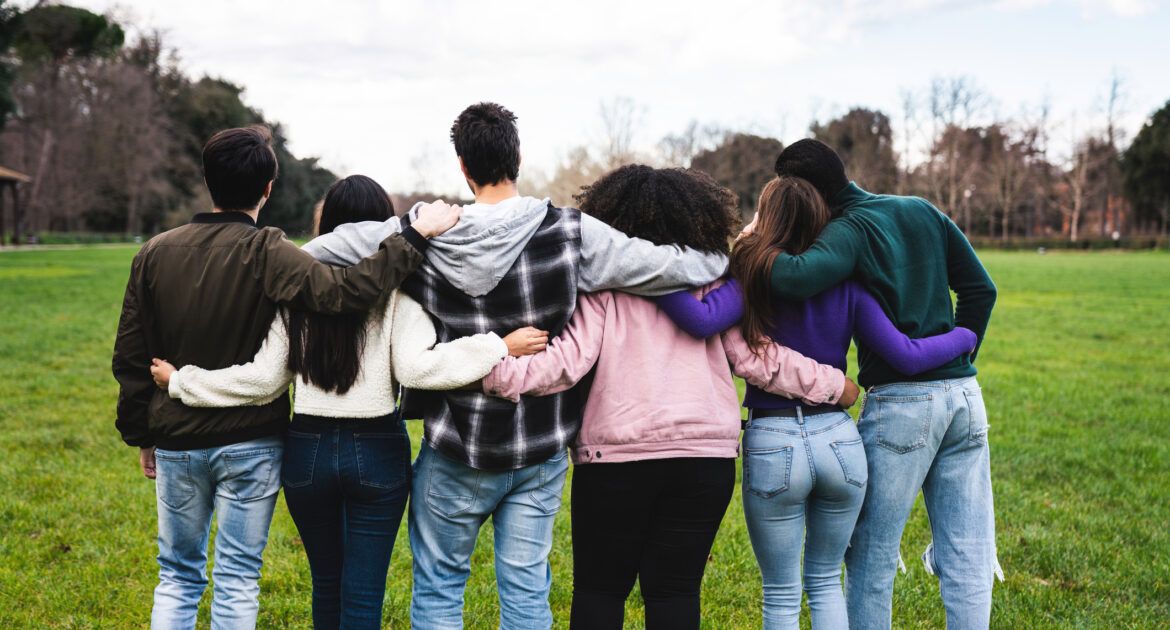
[482,165,858,630]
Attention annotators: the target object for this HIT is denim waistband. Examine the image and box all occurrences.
[745,409,853,435]
[290,411,404,432]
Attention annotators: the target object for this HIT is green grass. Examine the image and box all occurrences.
[1,247,1167,628]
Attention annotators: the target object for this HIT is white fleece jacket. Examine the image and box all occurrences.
[168,291,508,418]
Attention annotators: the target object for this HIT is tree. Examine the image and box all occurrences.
[1122,100,1170,236]
[691,133,783,220]
[811,107,899,193]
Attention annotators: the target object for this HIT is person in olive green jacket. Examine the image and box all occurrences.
[111,125,459,630]
[759,139,998,630]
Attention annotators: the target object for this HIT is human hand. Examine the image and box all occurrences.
[150,358,176,389]
[736,212,758,242]
[839,378,861,408]
[503,327,549,357]
[413,200,462,238]
[140,447,157,480]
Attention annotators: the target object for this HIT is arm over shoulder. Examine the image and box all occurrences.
[578,214,727,296]
[390,292,508,390]
[769,218,863,300]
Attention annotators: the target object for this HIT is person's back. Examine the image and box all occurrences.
[112,128,450,630]
[828,189,978,386]
[767,139,999,630]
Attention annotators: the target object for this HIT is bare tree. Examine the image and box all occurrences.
[597,97,644,168]
[923,76,990,230]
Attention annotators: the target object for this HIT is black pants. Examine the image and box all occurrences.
[569,457,736,630]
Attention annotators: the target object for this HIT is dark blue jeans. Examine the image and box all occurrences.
[282,413,411,630]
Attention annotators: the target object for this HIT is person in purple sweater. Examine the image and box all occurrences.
[656,176,976,630]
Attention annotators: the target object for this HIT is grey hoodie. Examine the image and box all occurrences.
[302,195,728,297]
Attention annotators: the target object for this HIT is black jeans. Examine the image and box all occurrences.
[569,457,736,630]
[281,413,412,630]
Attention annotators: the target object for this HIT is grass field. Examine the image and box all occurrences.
[1,246,1168,629]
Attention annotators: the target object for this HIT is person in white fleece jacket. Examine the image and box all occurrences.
[151,175,544,630]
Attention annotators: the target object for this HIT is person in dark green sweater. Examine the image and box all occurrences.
[762,139,999,630]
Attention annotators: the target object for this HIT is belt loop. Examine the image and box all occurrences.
[796,407,805,425]
[745,408,754,428]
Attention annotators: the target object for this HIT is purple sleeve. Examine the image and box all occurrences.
[851,286,978,376]
[652,279,744,339]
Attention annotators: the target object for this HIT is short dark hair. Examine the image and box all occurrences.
[202,125,279,211]
[450,102,520,187]
[773,139,849,204]
[574,164,740,255]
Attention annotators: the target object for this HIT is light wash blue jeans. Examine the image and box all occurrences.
[743,409,867,630]
[150,435,283,630]
[845,377,997,630]
[409,442,568,630]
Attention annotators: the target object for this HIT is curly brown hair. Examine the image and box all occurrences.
[574,164,740,254]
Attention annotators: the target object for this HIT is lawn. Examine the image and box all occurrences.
[0,246,1167,629]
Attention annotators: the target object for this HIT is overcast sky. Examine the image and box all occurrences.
[70,0,1169,196]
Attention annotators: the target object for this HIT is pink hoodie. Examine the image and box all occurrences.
[482,284,846,465]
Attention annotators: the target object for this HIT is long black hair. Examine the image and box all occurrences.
[285,175,394,394]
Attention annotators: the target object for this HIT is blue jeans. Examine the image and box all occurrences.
[409,442,568,630]
[743,409,867,630]
[151,435,284,630]
[282,414,412,630]
[845,377,997,630]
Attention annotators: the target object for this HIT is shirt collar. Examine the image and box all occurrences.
[191,211,257,227]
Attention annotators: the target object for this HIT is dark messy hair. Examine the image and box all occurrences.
[574,164,739,254]
[730,177,832,352]
[450,102,521,187]
[201,125,279,211]
[285,175,395,394]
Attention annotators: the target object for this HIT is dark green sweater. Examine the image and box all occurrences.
[769,183,996,388]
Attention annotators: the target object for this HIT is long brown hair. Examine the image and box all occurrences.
[729,177,832,352]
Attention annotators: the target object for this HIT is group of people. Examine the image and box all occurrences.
[113,101,999,630]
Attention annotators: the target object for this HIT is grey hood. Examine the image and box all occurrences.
[407,195,551,297]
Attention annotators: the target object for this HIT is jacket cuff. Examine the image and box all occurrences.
[482,369,520,403]
[400,225,429,254]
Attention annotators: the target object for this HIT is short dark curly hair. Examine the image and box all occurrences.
[574,164,739,254]
[450,102,520,187]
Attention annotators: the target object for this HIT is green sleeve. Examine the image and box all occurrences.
[944,215,997,361]
[768,218,863,300]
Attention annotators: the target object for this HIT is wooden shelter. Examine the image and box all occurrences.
[0,165,31,245]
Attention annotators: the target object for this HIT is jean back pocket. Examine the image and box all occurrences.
[831,439,869,488]
[281,430,319,489]
[155,449,195,510]
[744,445,794,499]
[871,393,934,454]
[221,446,282,502]
[353,432,411,490]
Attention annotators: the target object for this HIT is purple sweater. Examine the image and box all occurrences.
[656,279,977,410]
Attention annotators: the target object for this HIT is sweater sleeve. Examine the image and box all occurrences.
[942,213,997,361]
[769,218,863,300]
[720,325,846,406]
[389,292,509,390]
[481,292,608,402]
[258,225,427,315]
[851,285,978,376]
[578,213,728,296]
[168,313,294,407]
[653,279,744,339]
